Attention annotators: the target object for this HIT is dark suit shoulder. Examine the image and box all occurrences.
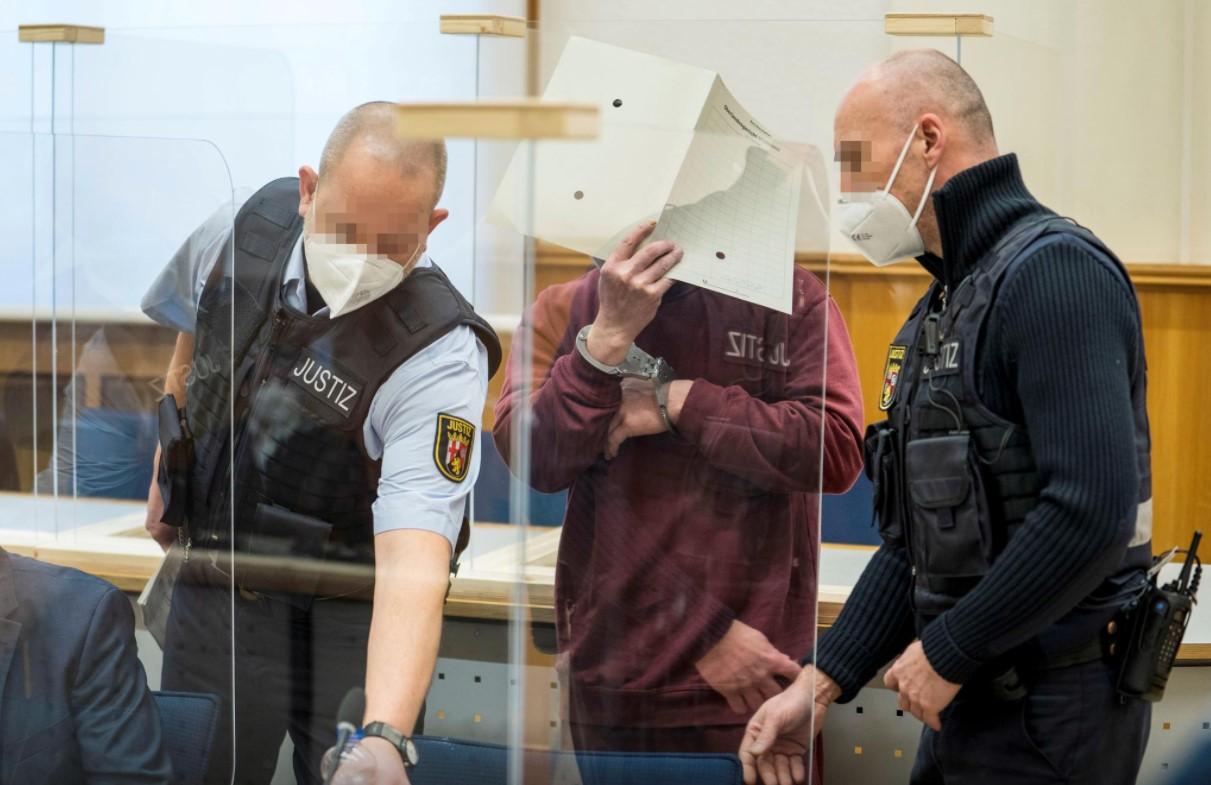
[9,554,126,639]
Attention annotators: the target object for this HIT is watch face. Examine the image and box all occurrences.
[404,738,420,766]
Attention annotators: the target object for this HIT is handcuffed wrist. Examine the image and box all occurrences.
[584,323,632,366]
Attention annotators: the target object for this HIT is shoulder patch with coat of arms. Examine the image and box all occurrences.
[434,413,475,482]
[879,345,907,411]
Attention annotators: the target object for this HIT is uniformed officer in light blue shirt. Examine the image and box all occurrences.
[141,102,499,785]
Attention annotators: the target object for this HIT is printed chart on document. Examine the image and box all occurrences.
[649,81,803,313]
[491,37,814,314]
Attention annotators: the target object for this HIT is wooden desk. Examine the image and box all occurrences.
[2,493,1206,662]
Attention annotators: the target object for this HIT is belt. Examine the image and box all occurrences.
[981,627,1113,702]
[1035,635,1109,672]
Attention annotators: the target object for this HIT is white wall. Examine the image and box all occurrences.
[535,0,890,262]
[0,0,529,316]
[540,0,1211,264]
[3,0,1208,324]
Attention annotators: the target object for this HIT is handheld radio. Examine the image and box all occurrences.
[1116,531,1202,702]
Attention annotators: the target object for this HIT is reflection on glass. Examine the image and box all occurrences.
[151,103,501,784]
[486,37,855,785]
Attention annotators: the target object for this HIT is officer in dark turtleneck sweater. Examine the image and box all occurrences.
[741,49,1153,785]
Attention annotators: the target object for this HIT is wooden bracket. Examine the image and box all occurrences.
[18,24,105,44]
[395,100,598,140]
[884,13,994,37]
[439,14,526,38]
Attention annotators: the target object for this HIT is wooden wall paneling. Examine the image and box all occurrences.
[4,249,1209,553]
[1135,286,1211,552]
[519,248,1211,553]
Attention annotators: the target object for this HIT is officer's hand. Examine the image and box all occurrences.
[739,666,839,785]
[695,620,803,716]
[586,221,683,366]
[884,640,961,731]
[144,475,175,552]
[339,736,409,785]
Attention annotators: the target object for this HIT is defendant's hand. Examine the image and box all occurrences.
[695,620,803,715]
[739,666,841,785]
[586,221,683,366]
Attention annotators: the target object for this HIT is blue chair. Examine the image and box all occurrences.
[411,736,742,785]
[153,690,220,785]
[821,472,880,546]
[474,431,568,526]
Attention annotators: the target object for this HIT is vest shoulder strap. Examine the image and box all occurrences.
[978,215,1133,300]
[229,178,303,355]
[384,264,503,377]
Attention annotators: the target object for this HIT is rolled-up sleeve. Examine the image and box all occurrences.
[141,191,249,332]
[365,325,489,548]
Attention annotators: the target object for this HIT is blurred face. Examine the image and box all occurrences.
[833,80,950,261]
[834,82,932,211]
[297,143,448,270]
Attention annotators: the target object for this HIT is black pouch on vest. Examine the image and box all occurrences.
[906,433,993,578]
[156,394,194,526]
[249,503,332,558]
[865,421,903,546]
[239,503,335,604]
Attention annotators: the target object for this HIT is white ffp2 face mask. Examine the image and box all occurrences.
[303,208,422,318]
[836,124,938,267]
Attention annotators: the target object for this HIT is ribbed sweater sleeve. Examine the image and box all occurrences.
[815,241,1142,694]
[812,543,917,702]
[920,242,1142,683]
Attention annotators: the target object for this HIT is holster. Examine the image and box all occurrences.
[156,393,194,526]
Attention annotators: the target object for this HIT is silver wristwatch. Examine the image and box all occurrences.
[575,324,679,434]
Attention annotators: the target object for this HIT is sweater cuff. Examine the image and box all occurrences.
[673,379,721,443]
[562,349,622,407]
[685,603,737,663]
[920,614,984,685]
[811,630,879,704]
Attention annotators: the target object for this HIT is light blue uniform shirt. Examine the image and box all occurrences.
[141,203,487,548]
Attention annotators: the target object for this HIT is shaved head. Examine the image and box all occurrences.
[834,48,1000,256]
[297,101,452,268]
[861,49,995,143]
[319,101,448,210]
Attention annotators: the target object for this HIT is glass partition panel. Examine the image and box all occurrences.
[203,19,488,785]
[0,27,265,785]
[458,16,853,785]
[9,8,1207,785]
[0,125,237,781]
[0,130,35,506]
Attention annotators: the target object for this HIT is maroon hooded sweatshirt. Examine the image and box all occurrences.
[493,268,864,728]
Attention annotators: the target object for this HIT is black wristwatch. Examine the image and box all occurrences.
[362,721,419,768]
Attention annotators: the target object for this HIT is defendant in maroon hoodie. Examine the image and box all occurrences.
[493,222,864,758]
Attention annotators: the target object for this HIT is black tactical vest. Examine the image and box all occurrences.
[185,178,501,589]
[867,216,1152,620]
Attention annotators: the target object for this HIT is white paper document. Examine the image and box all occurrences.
[491,37,827,314]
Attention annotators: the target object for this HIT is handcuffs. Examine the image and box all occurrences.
[575,324,679,434]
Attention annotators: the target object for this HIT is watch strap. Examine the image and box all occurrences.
[654,380,679,436]
[362,721,419,768]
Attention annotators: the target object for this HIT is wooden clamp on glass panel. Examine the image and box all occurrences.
[394,100,598,140]
[884,13,994,37]
[439,14,526,38]
[18,24,105,44]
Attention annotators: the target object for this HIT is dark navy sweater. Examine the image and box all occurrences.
[815,154,1146,699]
